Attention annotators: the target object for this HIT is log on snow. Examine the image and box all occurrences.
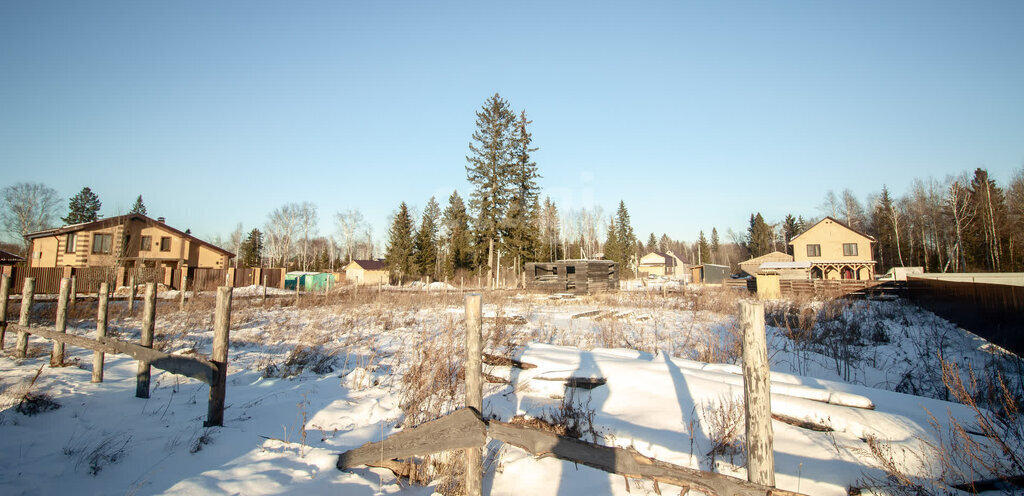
[337,408,487,470]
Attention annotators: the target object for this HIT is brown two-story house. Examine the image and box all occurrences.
[26,214,233,270]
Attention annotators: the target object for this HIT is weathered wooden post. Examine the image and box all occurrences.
[137,282,157,398]
[129,274,137,314]
[0,274,10,348]
[206,286,232,427]
[294,279,300,306]
[69,275,77,308]
[51,277,71,366]
[738,300,775,486]
[261,274,268,305]
[16,277,35,358]
[179,273,188,311]
[93,282,109,383]
[464,293,483,496]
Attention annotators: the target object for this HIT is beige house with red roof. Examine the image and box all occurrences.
[25,214,233,270]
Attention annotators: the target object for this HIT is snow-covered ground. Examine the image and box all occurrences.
[0,287,1019,495]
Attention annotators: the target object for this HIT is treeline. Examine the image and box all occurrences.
[736,167,1024,273]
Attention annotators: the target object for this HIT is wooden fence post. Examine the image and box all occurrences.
[129,274,137,314]
[16,277,35,358]
[137,282,156,398]
[93,282,109,383]
[261,275,268,305]
[52,277,71,366]
[206,286,232,426]
[180,273,188,311]
[0,274,10,348]
[294,280,300,306]
[738,300,775,486]
[464,293,483,496]
[67,275,76,308]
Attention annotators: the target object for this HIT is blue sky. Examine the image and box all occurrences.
[2,1,1023,247]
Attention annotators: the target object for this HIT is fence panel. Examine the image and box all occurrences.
[192,268,228,292]
[907,277,1024,356]
[262,268,284,288]
[234,268,254,287]
[72,267,118,294]
[10,266,64,294]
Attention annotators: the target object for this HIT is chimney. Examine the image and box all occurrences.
[157,217,165,223]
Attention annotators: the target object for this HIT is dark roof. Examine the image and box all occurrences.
[349,259,387,271]
[788,216,877,244]
[0,249,24,263]
[25,214,235,258]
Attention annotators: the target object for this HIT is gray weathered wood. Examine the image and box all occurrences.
[261,275,268,305]
[129,274,137,313]
[739,300,775,486]
[464,293,483,496]
[93,282,109,383]
[137,282,156,398]
[0,274,10,348]
[6,323,215,384]
[52,278,70,366]
[16,277,34,357]
[206,286,232,427]
[69,275,77,307]
[179,273,188,311]
[337,408,487,470]
[488,420,803,496]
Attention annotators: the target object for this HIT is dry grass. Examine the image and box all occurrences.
[699,395,745,470]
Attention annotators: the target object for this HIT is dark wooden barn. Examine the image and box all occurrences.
[524,260,619,294]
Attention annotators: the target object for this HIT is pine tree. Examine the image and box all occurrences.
[413,197,441,280]
[441,191,472,279]
[697,231,711,265]
[386,202,416,284]
[63,187,102,224]
[782,214,802,249]
[966,168,1009,271]
[239,228,263,267]
[710,228,720,264]
[614,201,636,273]
[646,233,657,253]
[466,93,516,287]
[871,186,904,271]
[129,195,147,215]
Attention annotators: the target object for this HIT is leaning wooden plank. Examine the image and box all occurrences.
[337,408,487,470]
[482,353,537,369]
[8,324,215,384]
[488,420,806,496]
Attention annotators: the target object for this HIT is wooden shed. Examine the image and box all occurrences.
[524,260,619,294]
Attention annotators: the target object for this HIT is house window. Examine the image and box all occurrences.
[92,234,112,254]
[65,234,76,253]
[141,236,151,251]
[806,244,821,257]
[843,243,858,256]
[160,237,171,252]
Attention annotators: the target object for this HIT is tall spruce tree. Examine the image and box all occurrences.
[658,233,671,253]
[129,195,147,215]
[646,233,658,253]
[385,202,416,283]
[503,109,541,278]
[710,228,720,264]
[413,197,441,280]
[239,228,264,267]
[466,93,516,287]
[603,218,620,264]
[697,231,711,265]
[746,213,772,258]
[614,201,636,273]
[63,187,102,224]
[441,191,472,279]
[966,168,1009,271]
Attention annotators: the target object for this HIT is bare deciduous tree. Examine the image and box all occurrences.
[1,182,61,255]
[945,178,975,272]
[335,209,365,264]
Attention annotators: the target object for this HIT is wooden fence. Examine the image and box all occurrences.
[338,297,803,496]
[907,276,1024,356]
[0,275,232,426]
[779,279,881,299]
[0,264,289,295]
